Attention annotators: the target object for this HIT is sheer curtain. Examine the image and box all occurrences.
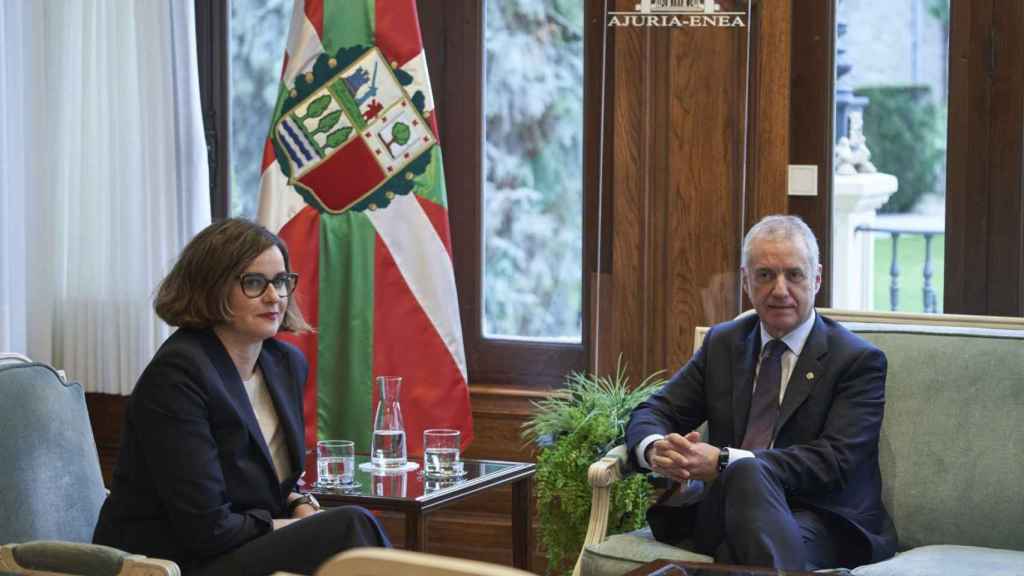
[0,1,29,355]
[0,1,210,394]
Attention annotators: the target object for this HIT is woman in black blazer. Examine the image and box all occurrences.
[93,219,389,575]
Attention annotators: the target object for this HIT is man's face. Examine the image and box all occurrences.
[741,237,821,339]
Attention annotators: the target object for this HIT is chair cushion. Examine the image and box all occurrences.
[9,540,130,576]
[848,325,1024,551]
[580,527,712,576]
[851,545,1024,576]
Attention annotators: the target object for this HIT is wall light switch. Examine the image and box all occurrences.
[787,165,818,197]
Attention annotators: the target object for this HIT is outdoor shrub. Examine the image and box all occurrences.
[856,85,944,214]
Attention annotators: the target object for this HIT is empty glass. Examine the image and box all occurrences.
[316,440,355,488]
[423,428,463,478]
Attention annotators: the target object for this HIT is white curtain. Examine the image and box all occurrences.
[0,1,29,355]
[0,1,210,394]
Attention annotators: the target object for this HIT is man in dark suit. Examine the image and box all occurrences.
[626,215,897,570]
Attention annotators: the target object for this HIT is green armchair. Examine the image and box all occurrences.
[0,356,178,575]
[576,310,1024,576]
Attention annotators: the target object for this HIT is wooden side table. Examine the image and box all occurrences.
[309,457,536,570]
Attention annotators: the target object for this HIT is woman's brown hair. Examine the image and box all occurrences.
[154,218,311,333]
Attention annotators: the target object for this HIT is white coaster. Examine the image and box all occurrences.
[314,480,362,492]
[359,461,419,473]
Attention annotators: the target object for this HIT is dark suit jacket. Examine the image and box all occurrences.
[626,312,898,564]
[93,328,307,568]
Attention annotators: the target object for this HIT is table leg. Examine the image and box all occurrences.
[405,511,426,551]
[512,475,533,570]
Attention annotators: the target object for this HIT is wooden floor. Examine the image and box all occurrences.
[86,386,547,573]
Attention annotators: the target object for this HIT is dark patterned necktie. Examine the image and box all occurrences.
[741,339,788,450]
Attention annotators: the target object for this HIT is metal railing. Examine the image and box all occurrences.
[855,221,944,313]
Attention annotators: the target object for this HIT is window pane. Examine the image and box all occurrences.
[483,0,584,342]
[229,0,291,219]
[831,0,948,314]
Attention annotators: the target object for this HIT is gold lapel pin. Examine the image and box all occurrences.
[806,372,815,380]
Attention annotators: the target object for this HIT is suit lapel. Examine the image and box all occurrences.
[731,323,761,445]
[258,345,303,482]
[200,330,277,479]
[776,314,828,436]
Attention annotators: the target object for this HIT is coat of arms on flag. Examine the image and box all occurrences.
[257,0,472,460]
[272,46,436,215]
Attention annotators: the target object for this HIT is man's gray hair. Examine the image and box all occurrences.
[741,215,820,271]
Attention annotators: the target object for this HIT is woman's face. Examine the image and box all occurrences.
[222,246,289,345]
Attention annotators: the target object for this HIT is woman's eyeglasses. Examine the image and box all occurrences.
[238,272,299,299]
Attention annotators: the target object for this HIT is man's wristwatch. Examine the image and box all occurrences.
[288,493,321,514]
[717,447,730,473]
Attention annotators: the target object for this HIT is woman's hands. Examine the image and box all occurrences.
[292,502,319,518]
[286,492,320,518]
[273,493,321,530]
[272,518,299,530]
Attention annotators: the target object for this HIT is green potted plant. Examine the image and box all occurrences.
[522,362,666,575]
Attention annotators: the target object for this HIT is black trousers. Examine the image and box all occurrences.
[649,458,868,570]
[694,458,870,570]
[187,506,390,576]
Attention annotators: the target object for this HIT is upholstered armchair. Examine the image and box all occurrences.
[0,356,178,575]
[574,310,1024,576]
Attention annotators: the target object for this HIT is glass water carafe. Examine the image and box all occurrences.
[370,376,407,469]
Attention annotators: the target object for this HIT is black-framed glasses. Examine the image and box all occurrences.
[238,272,299,299]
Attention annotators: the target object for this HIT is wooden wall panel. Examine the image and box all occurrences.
[85,393,126,486]
[463,385,541,462]
[603,0,789,378]
[748,0,792,222]
[649,30,672,382]
[606,0,654,378]
[663,12,747,368]
[986,0,1024,315]
[788,0,834,308]
[944,0,990,315]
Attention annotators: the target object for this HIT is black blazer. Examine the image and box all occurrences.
[626,313,898,563]
[93,328,308,567]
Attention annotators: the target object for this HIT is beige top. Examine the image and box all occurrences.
[242,367,291,483]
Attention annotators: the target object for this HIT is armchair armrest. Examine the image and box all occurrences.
[0,541,180,576]
[572,444,632,576]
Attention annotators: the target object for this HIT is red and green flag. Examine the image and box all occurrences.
[257,0,472,458]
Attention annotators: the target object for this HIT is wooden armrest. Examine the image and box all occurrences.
[121,556,181,576]
[572,444,630,576]
[589,444,629,488]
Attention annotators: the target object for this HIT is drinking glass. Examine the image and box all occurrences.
[423,428,462,477]
[316,440,355,487]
